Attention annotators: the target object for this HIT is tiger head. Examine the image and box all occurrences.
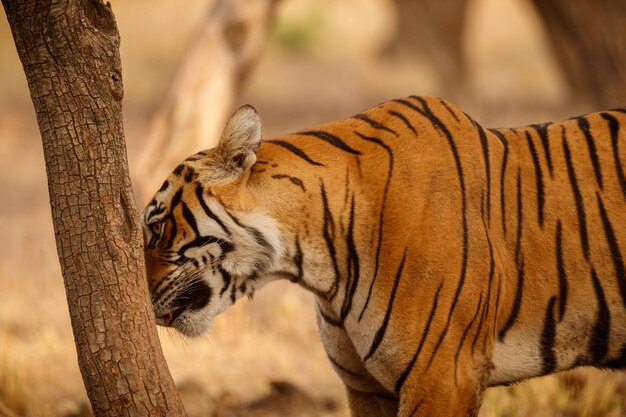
[141,105,285,337]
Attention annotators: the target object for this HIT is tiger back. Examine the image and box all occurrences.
[141,96,626,417]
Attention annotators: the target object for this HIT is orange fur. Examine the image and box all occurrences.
[142,96,626,416]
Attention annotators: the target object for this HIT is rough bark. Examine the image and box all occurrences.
[1,1,187,416]
[530,0,626,109]
[135,0,277,203]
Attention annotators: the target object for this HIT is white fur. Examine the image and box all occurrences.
[489,332,545,385]
[168,203,285,337]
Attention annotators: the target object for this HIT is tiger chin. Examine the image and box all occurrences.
[142,96,626,417]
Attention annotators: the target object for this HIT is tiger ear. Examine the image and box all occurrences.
[216,105,262,172]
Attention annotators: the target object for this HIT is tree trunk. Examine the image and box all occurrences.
[530,0,626,109]
[383,0,469,100]
[1,1,187,416]
[134,0,277,203]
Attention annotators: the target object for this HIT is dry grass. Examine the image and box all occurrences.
[0,0,623,416]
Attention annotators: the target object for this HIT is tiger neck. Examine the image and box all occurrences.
[241,141,359,305]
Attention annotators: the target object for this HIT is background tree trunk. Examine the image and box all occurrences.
[386,0,626,109]
[383,0,469,101]
[530,0,626,109]
[1,1,187,416]
[134,0,277,203]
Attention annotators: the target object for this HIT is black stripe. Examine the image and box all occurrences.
[440,99,460,122]
[170,187,183,208]
[577,116,604,188]
[514,169,523,263]
[476,124,491,225]
[224,210,274,268]
[164,188,184,249]
[403,96,469,369]
[326,353,361,377]
[526,131,545,226]
[266,140,324,166]
[355,131,394,321]
[395,283,443,393]
[172,164,184,176]
[158,180,170,193]
[183,166,195,183]
[298,130,362,155]
[490,129,509,237]
[364,250,407,361]
[195,183,231,235]
[147,235,159,250]
[177,235,231,261]
[341,195,361,321]
[541,296,558,374]
[147,203,165,219]
[555,221,568,321]
[316,301,342,327]
[472,286,491,354]
[230,281,237,304]
[181,202,199,235]
[349,387,398,402]
[530,123,554,176]
[597,193,626,310]
[409,400,424,417]
[165,217,178,250]
[600,113,626,202]
[280,241,304,285]
[353,113,399,137]
[153,272,175,302]
[271,174,306,192]
[472,199,495,352]
[498,261,525,341]
[184,151,207,161]
[486,277,503,348]
[294,237,303,282]
[453,293,483,383]
[320,183,340,299]
[375,392,399,402]
[562,131,590,260]
[372,393,399,402]
[605,346,626,368]
[462,111,476,124]
[589,268,610,363]
[218,266,231,296]
[387,109,417,135]
[342,167,351,207]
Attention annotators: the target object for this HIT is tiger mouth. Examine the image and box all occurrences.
[155,280,212,327]
[157,305,187,327]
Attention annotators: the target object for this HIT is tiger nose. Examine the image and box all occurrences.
[156,311,174,326]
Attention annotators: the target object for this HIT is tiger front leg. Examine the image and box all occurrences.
[346,386,398,417]
[398,376,482,417]
[396,353,487,417]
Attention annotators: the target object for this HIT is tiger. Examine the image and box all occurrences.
[141,95,626,417]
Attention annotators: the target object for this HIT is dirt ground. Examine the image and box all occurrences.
[0,0,625,416]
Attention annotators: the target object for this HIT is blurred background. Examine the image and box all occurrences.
[1,0,626,416]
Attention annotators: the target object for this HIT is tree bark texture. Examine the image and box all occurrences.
[1,1,187,416]
[134,0,277,203]
[530,0,626,109]
[384,0,469,100]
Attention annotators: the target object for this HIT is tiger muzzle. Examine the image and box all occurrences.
[156,280,212,326]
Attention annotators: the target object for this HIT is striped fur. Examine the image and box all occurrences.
[142,97,626,417]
